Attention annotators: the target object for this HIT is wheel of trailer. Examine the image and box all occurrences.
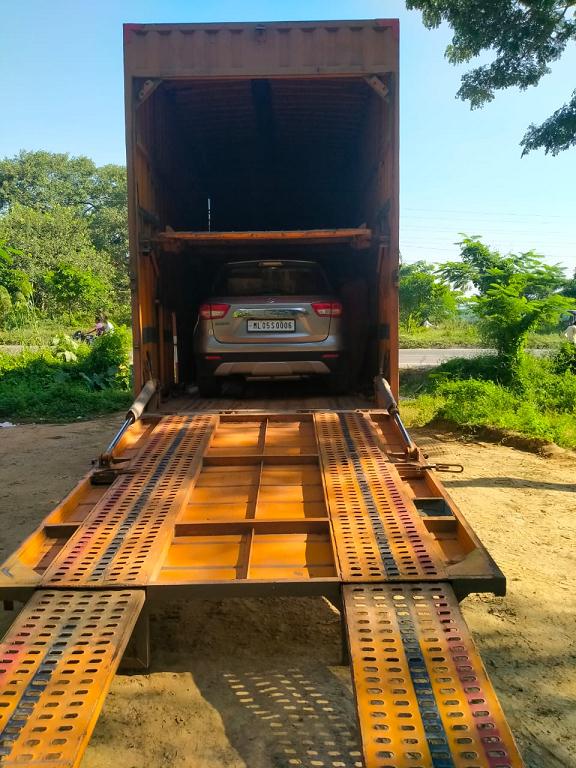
[197,376,222,398]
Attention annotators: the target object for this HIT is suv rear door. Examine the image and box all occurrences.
[208,262,340,345]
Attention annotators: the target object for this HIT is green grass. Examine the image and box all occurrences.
[400,350,576,449]
[0,331,132,422]
[399,322,480,348]
[0,321,76,346]
[399,322,563,349]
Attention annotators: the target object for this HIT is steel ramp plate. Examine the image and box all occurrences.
[315,413,446,581]
[0,589,144,767]
[41,414,217,587]
[343,583,523,768]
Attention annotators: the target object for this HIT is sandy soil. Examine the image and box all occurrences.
[0,417,575,768]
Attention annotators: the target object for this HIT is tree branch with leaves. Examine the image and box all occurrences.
[407,0,576,153]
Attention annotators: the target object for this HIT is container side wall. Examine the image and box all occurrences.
[377,69,400,397]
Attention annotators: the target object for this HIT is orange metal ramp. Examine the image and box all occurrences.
[315,412,446,582]
[0,590,143,767]
[343,583,523,768]
[0,409,524,766]
[0,411,505,597]
[40,414,217,588]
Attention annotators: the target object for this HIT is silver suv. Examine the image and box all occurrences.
[194,260,344,396]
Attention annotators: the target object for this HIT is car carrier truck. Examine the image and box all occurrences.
[0,20,524,767]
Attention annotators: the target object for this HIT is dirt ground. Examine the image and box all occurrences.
[0,416,575,768]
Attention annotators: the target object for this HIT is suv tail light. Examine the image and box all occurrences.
[199,303,230,319]
[312,301,343,318]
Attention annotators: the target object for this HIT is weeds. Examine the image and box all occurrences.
[0,329,132,421]
[400,352,576,449]
[399,322,561,349]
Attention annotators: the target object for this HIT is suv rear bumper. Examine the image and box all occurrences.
[197,351,341,378]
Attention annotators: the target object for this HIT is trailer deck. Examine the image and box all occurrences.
[0,407,523,767]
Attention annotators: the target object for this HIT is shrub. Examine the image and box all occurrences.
[0,285,11,322]
[83,326,131,373]
[0,332,132,422]
[0,379,130,421]
[431,354,504,385]
[49,335,86,363]
[435,379,518,425]
[402,353,576,448]
[80,326,132,389]
[512,353,576,413]
[552,341,576,375]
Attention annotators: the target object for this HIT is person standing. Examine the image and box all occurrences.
[565,319,576,345]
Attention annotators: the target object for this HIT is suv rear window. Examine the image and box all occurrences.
[214,262,331,297]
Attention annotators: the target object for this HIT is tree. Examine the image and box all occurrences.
[561,268,576,299]
[407,0,576,154]
[45,265,107,322]
[0,151,129,304]
[0,151,127,214]
[399,260,459,328]
[439,237,569,375]
[0,204,112,311]
[0,240,33,305]
[437,236,567,298]
[88,200,129,300]
[0,151,97,212]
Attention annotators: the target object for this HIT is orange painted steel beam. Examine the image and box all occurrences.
[155,227,372,247]
[0,590,144,767]
[41,414,217,588]
[315,412,446,582]
[343,583,524,768]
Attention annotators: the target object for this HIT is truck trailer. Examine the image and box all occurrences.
[0,20,524,768]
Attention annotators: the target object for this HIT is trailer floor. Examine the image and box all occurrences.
[158,379,373,413]
[1,420,575,768]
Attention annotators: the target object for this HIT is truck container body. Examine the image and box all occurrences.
[123,19,400,398]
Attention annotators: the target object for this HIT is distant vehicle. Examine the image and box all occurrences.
[72,330,95,345]
[193,260,345,396]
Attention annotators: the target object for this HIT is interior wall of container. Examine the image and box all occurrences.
[128,74,397,394]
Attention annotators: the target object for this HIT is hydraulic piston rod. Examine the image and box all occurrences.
[99,378,157,468]
[374,375,419,459]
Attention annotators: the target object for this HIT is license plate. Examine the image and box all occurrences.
[247,319,295,332]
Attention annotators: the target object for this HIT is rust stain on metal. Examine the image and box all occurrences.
[315,412,446,581]
[41,415,217,587]
[343,583,524,767]
[0,590,144,767]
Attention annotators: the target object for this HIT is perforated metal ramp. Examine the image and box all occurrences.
[315,412,446,582]
[0,409,524,766]
[41,415,217,587]
[0,590,144,767]
[343,583,523,768]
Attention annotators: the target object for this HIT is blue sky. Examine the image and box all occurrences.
[1,0,574,275]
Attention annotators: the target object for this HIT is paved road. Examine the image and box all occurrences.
[399,347,547,368]
[0,344,549,368]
